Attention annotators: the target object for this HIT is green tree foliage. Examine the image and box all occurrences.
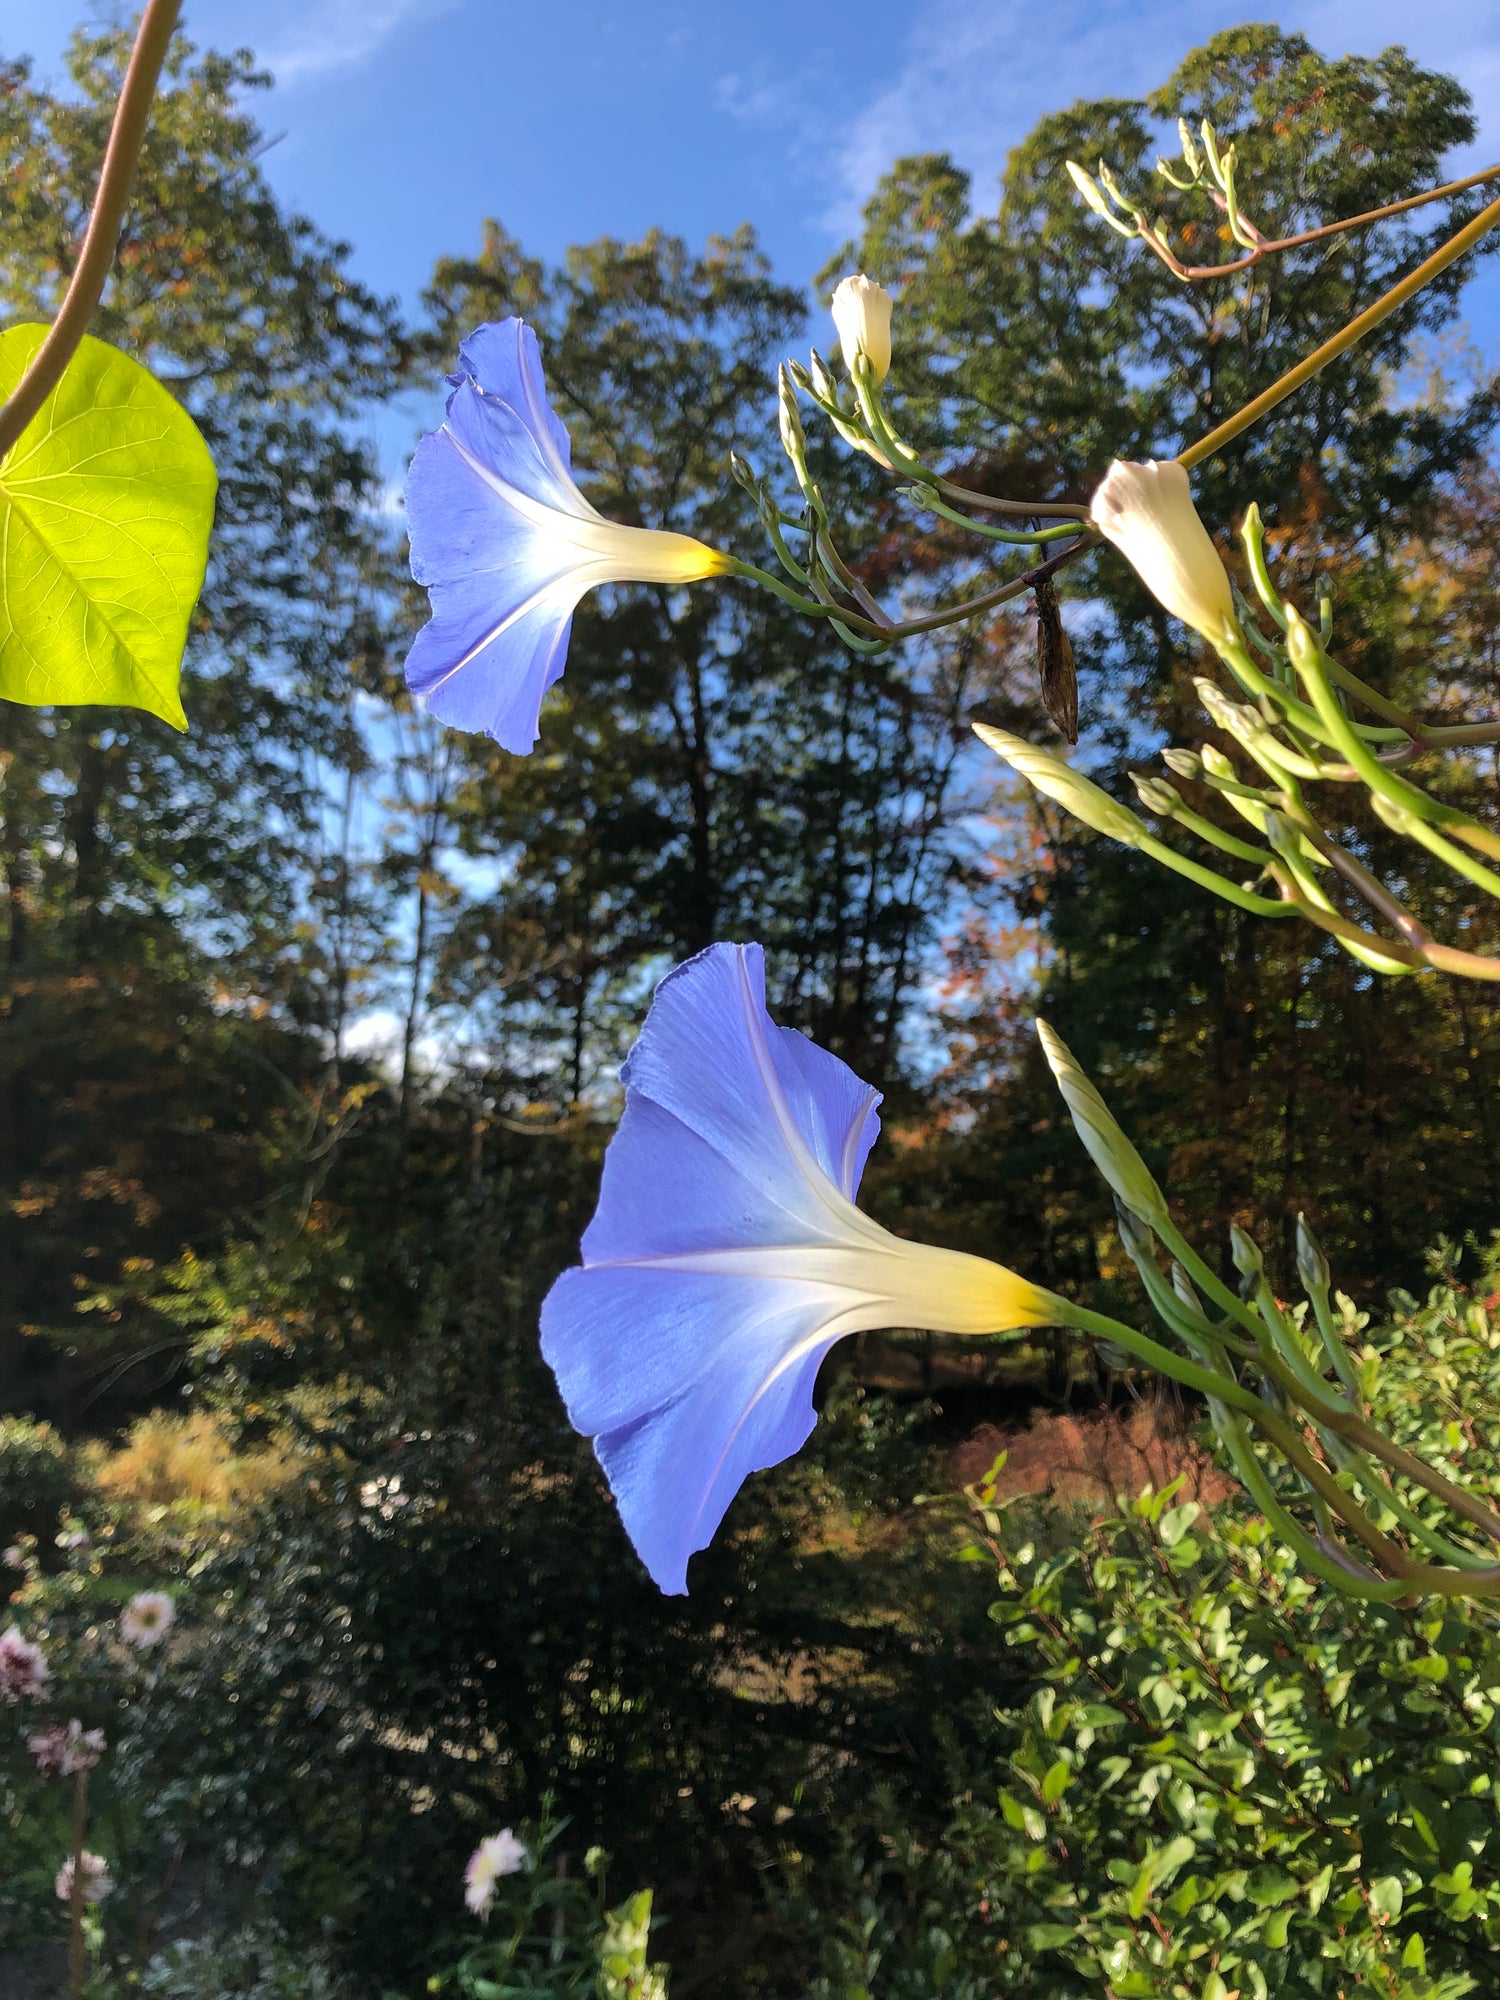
[800,1253,1500,2000]
[0,26,404,1416]
[837,26,1500,1297]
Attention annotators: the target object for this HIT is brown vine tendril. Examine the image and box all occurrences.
[1140,162,1500,284]
[0,0,183,467]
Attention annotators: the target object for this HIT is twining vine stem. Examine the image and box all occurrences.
[0,0,183,466]
[1178,188,1500,470]
[1142,162,1500,283]
[816,185,1500,646]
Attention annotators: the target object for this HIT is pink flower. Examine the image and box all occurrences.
[464,1829,529,1916]
[55,1851,112,1905]
[29,1721,106,1779]
[119,1590,175,1649]
[0,1625,49,1701]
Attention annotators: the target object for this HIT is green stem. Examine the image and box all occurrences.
[815,527,892,628]
[1284,806,1433,950]
[1063,1302,1262,1415]
[1207,1401,1407,1600]
[1415,940,1500,982]
[1326,1407,1500,1545]
[1135,831,1291,917]
[1166,163,1500,283]
[762,511,812,587]
[1149,1219,1282,1353]
[1318,1427,1497,1570]
[1115,1226,1258,1365]
[725,557,883,637]
[1293,629,1493,844]
[1219,1382,1494,1596]
[730,542,1094,646]
[933,477,1089,520]
[914,487,1081,544]
[1320,655,1424,734]
[0,0,183,466]
[1421,721,1500,751]
[1304,1284,1364,1406]
[69,1765,88,2000]
[891,539,1095,634]
[850,360,929,478]
[1218,637,1406,747]
[1152,798,1270,869]
[1249,1274,1358,1418]
[1371,796,1500,903]
[1179,190,1500,471]
[1251,1401,1422,1578]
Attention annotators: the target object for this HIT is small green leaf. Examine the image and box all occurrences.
[1079,1702,1127,1729]
[1159,1500,1201,1547]
[1369,1875,1404,1919]
[0,325,216,727]
[1263,1907,1292,1948]
[1042,1757,1072,1803]
[1164,1532,1203,1569]
[1245,1864,1299,1907]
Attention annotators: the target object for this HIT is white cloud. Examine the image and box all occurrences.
[260,0,458,87]
[818,0,1500,235]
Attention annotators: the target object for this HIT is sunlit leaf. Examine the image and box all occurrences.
[0,324,216,727]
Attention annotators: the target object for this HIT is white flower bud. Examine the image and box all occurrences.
[830,274,893,384]
[974,723,1147,848]
[1090,459,1238,649]
[1066,160,1114,220]
[1130,772,1180,817]
[1036,1021,1171,1230]
[1296,1213,1331,1295]
[1229,1224,1264,1282]
[777,365,806,461]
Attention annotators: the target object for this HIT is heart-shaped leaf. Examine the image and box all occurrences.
[0,324,217,728]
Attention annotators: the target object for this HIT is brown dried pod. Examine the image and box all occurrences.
[1034,573,1077,743]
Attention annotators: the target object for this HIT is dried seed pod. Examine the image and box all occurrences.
[1034,573,1078,742]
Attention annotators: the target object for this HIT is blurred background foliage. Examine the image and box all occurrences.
[4,17,1500,1997]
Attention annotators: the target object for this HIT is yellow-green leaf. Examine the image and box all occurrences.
[0,325,217,728]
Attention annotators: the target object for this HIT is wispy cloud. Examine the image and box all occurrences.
[813,0,1499,237]
[260,0,458,87]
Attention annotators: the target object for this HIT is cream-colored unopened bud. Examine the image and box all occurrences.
[831,274,893,383]
[1066,160,1114,220]
[1036,1020,1171,1229]
[974,724,1147,848]
[1090,459,1239,649]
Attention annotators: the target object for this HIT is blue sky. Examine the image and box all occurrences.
[3,0,1497,341]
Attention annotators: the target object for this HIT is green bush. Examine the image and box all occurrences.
[139,1926,349,1999]
[0,1414,87,1550]
[801,1249,1500,1999]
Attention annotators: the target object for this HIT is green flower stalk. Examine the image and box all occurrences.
[1029,1029,1500,1602]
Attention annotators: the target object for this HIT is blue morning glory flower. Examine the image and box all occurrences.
[540,942,1056,1593]
[404,318,732,753]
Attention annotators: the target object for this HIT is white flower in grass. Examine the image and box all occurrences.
[55,1851,112,1905]
[119,1590,175,1648]
[464,1829,529,1917]
[1090,458,1238,648]
[0,1625,49,1701]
